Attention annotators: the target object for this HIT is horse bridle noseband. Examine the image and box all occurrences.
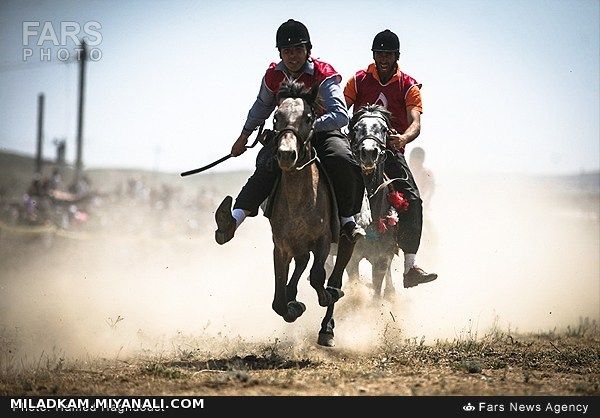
[351,114,392,160]
[273,114,316,171]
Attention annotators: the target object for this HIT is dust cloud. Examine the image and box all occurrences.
[0,171,598,366]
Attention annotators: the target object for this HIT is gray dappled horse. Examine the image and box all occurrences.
[269,81,355,347]
[345,105,400,300]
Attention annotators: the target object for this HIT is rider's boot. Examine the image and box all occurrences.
[403,266,438,288]
[215,196,236,245]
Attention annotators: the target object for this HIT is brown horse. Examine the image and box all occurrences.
[269,81,354,346]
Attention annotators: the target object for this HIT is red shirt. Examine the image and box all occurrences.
[345,63,422,134]
[264,58,339,115]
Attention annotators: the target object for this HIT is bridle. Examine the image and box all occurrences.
[273,104,316,171]
[350,113,392,166]
[351,112,407,198]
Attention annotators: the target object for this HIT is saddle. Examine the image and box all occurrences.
[260,157,340,244]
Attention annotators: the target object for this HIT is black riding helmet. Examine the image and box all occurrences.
[276,19,312,51]
[371,29,400,53]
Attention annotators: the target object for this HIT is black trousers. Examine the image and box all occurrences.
[384,152,423,254]
[234,130,364,218]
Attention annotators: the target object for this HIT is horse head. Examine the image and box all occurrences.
[274,81,318,171]
[349,104,392,174]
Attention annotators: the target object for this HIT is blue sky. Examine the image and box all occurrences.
[0,0,598,175]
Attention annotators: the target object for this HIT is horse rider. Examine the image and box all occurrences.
[344,29,438,288]
[214,19,366,245]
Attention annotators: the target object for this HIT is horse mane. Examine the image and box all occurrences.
[277,80,318,106]
[350,104,392,130]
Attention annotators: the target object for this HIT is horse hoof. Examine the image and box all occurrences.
[317,332,335,347]
[326,286,345,303]
[289,300,306,315]
[283,301,306,322]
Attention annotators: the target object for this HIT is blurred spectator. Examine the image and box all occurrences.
[48,168,63,191]
[409,147,435,211]
[69,174,91,197]
[27,173,47,197]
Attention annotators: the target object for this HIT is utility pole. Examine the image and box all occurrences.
[53,138,66,170]
[73,41,87,189]
[35,93,44,175]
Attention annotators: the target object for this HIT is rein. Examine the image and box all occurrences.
[368,172,408,199]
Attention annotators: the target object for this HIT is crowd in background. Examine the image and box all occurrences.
[0,169,219,243]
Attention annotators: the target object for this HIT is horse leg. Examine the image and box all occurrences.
[310,237,333,307]
[372,259,388,300]
[346,255,360,284]
[318,238,359,347]
[317,236,356,344]
[324,243,336,279]
[273,247,305,323]
[287,253,310,302]
[383,259,397,302]
[326,234,355,295]
[318,304,336,347]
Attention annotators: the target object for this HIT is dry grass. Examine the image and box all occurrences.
[1,319,598,396]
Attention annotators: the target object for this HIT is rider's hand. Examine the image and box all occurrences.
[387,131,408,152]
[231,133,249,157]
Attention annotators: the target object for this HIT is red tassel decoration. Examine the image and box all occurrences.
[377,218,388,234]
[387,191,409,212]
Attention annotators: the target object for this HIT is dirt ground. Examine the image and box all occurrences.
[0,326,598,396]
